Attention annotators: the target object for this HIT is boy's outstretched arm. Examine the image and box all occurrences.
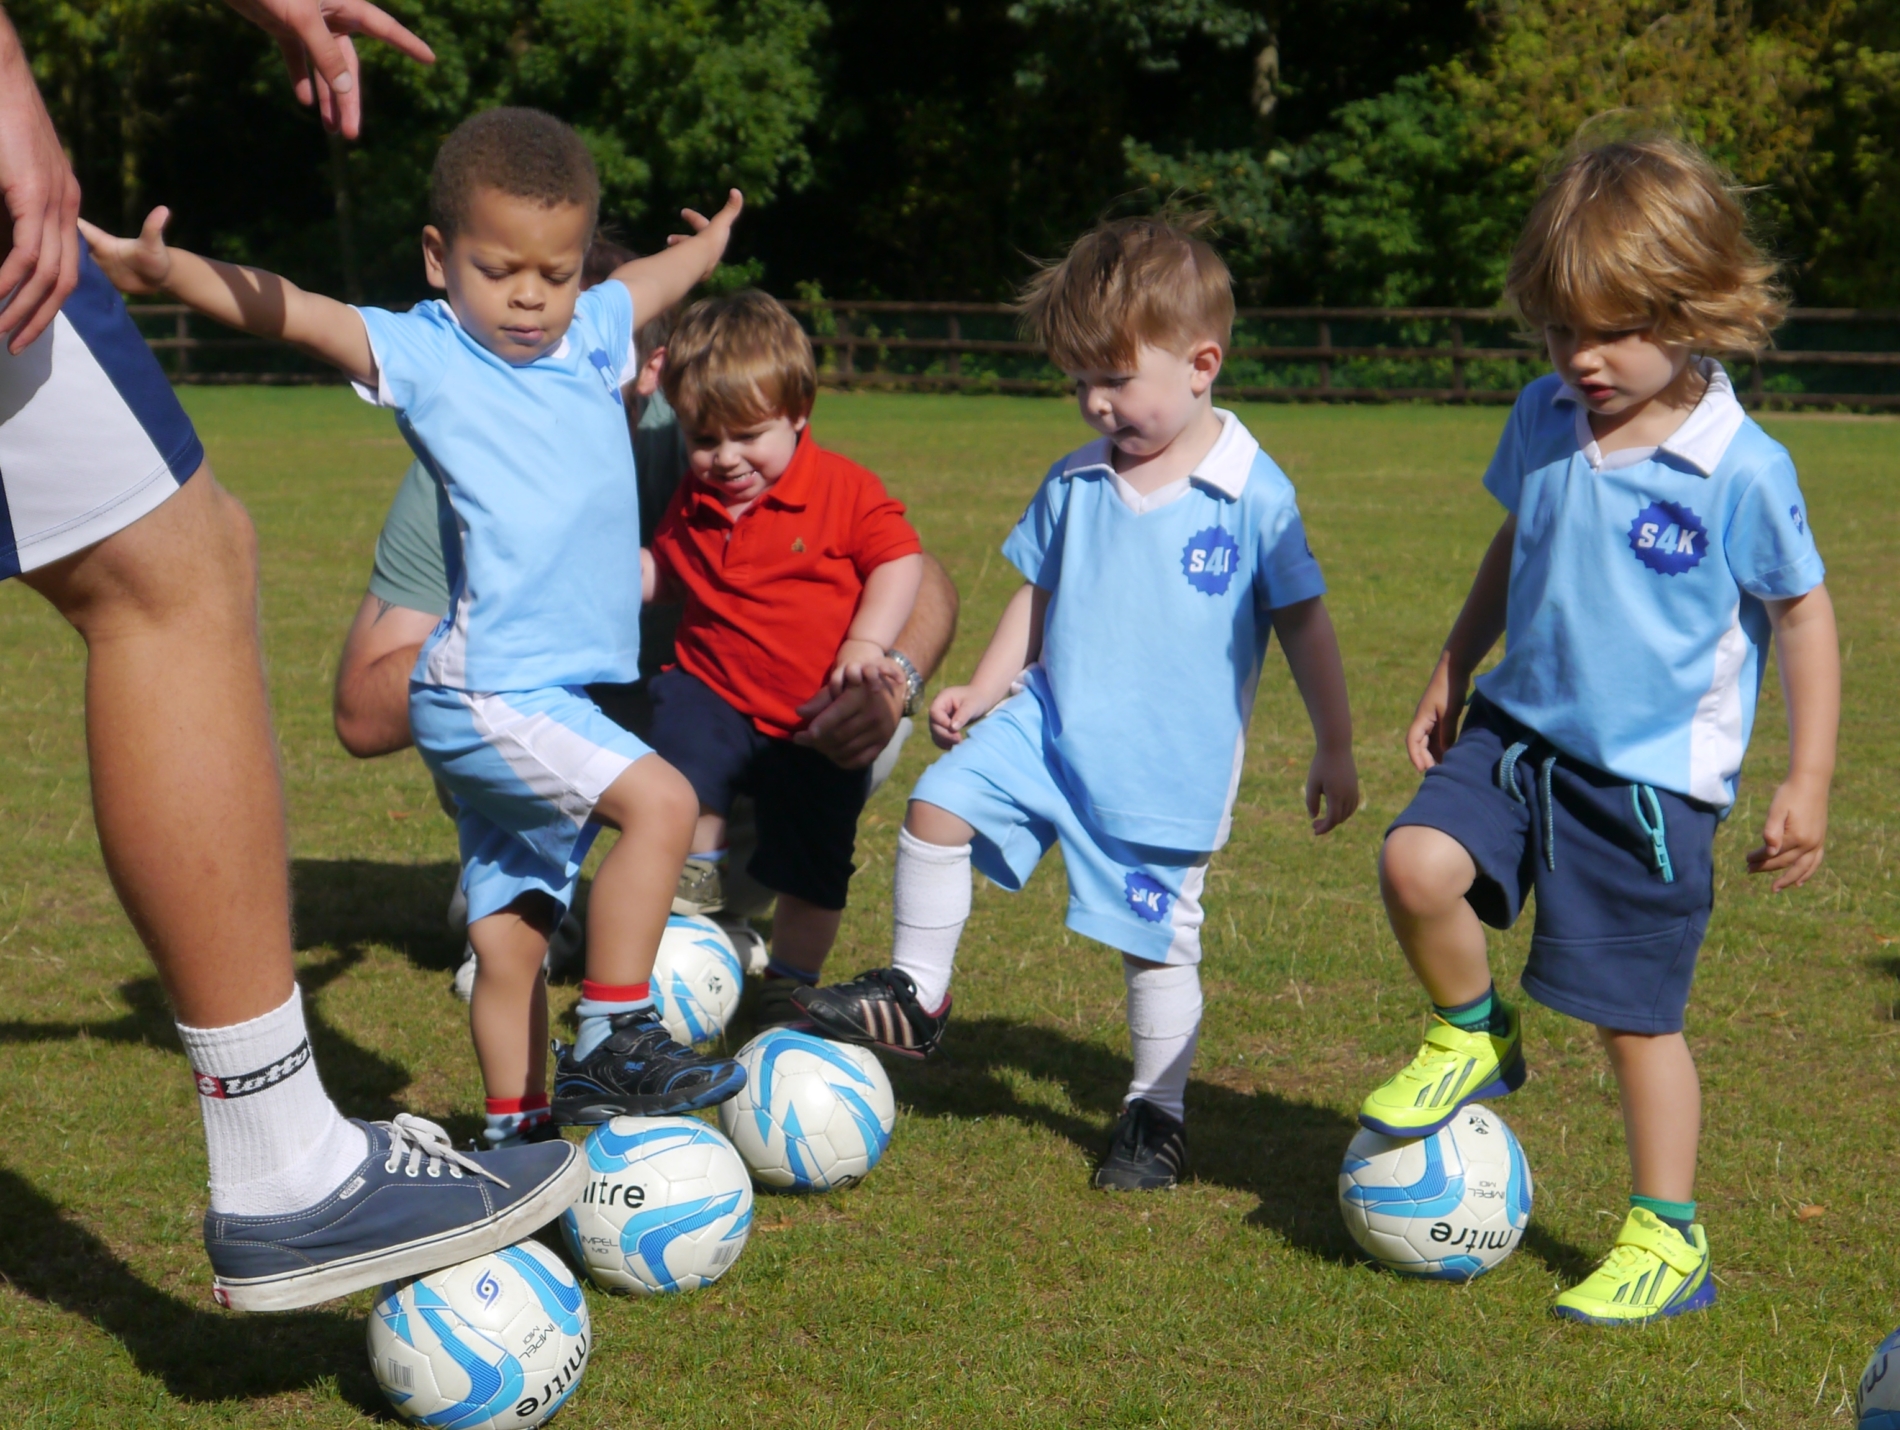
[1272,595,1359,835]
[927,581,1049,750]
[834,552,925,689]
[610,190,744,321]
[80,207,373,383]
[1408,514,1515,772]
[1749,583,1839,891]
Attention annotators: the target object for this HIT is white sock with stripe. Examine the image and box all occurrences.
[1123,958,1202,1122]
[177,985,369,1217]
[890,827,970,1011]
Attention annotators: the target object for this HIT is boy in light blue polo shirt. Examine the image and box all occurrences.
[1362,137,1839,1325]
[85,107,754,1145]
[798,217,1360,1191]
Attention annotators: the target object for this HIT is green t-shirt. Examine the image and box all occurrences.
[368,390,688,676]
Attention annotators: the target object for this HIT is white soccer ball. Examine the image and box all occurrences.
[718,1028,897,1191]
[560,1115,753,1294]
[1858,1327,1900,1428]
[651,914,744,1045]
[1337,1103,1532,1280]
[367,1240,590,1429]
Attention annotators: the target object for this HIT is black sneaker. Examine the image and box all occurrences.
[551,1008,747,1125]
[792,967,949,1059]
[1094,1099,1187,1191]
[742,975,811,1032]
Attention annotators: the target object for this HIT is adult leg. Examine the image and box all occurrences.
[22,469,295,1025]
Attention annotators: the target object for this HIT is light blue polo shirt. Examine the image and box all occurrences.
[353,282,643,692]
[1003,409,1327,852]
[1476,362,1825,807]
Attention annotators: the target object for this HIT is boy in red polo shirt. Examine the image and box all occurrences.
[643,290,924,1016]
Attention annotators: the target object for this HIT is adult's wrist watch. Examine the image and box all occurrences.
[885,648,924,717]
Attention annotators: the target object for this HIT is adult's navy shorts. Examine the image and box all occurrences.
[647,668,870,911]
[1389,696,1719,1034]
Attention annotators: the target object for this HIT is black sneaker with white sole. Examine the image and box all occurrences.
[1093,1099,1187,1191]
[550,1007,746,1124]
[791,967,949,1059]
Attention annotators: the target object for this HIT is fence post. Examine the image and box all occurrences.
[1316,320,1332,394]
[947,313,961,380]
[1449,319,1465,399]
[175,309,191,379]
[1750,356,1765,409]
[838,311,855,380]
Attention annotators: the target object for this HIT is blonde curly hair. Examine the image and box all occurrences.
[1506,136,1786,356]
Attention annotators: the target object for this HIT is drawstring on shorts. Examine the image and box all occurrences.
[1498,740,1558,872]
[1631,784,1676,884]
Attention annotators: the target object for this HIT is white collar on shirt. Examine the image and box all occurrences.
[1059,407,1260,498]
[1552,356,1745,476]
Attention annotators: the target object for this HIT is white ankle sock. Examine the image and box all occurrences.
[176,985,369,1216]
[1123,958,1202,1122]
[891,827,970,1010]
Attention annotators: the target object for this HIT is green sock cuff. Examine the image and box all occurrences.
[1630,1193,1697,1229]
[1434,986,1497,1033]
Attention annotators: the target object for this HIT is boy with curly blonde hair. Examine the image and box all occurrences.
[1360,136,1839,1323]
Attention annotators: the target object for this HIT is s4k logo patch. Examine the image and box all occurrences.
[1125,872,1172,923]
[1628,501,1709,576]
[1181,526,1240,595]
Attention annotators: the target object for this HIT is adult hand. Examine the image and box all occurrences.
[220,0,435,140]
[0,20,81,355]
[794,666,905,771]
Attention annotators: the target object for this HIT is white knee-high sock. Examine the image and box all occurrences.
[177,985,369,1216]
[1123,958,1203,1122]
[891,827,970,1010]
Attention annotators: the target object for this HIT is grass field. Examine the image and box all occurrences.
[2,389,1897,1428]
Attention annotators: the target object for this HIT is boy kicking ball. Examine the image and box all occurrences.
[1361,136,1839,1324]
[798,216,1359,1190]
[84,108,752,1149]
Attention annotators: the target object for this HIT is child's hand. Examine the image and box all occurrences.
[1406,651,1469,774]
[77,207,174,296]
[928,685,994,750]
[1307,747,1360,835]
[1747,771,1830,891]
[666,189,744,270]
[830,638,897,694]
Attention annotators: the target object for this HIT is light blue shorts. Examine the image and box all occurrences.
[910,689,1208,965]
[410,683,655,922]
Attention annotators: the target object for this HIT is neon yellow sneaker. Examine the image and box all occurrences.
[1553,1208,1715,1325]
[1357,1002,1526,1137]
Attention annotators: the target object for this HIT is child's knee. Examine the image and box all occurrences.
[602,753,698,834]
[1379,825,1476,918]
[904,799,973,846]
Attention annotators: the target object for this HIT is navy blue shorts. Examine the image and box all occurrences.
[1388,697,1718,1034]
[646,669,870,911]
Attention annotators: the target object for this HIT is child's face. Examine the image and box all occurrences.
[421,188,593,364]
[1068,340,1222,458]
[686,411,807,507]
[1544,322,1695,415]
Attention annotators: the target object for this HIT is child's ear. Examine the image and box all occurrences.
[792,413,810,434]
[421,227,449,290]
[634,345,665,398]
[1188,339,1223,395]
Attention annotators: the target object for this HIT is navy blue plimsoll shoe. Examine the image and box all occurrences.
[204,1114,586,1313]
[549,1008,747,1125]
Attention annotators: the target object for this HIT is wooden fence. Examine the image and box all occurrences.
[130,300,1900,408]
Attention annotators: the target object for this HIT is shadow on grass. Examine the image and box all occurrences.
[0,941,414,1124]
[290,856,463,972]
[0,1167,381,1408]
[883,1013,1593,1279]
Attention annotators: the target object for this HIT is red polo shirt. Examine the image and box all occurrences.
[650,430,921,738]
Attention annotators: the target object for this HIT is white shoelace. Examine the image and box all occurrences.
[379,1112,511,1188]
